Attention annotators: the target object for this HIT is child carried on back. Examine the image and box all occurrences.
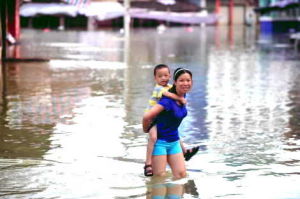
[143,64,199,177]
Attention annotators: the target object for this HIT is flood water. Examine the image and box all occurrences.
[1,26,300,199]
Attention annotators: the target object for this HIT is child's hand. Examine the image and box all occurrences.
[179,97,187,105]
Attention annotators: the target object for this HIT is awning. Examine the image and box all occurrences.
[20,2,124,20]
[255,0,300,14]
[20,3,79,17]
[62,0,90,7]
[130,9,218,25]
[270,0,299,8]
[78,2,125,21]
[19,2,216,25]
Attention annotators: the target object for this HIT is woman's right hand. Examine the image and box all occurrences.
[179,97,187,105]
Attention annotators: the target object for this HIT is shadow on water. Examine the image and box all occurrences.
[0,26,300,198]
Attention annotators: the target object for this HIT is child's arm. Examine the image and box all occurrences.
[162,91,187,105]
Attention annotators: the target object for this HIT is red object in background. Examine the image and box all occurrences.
[7,0,20,40]
[215,0,221,25]
[215,0,221,14]
[229,0,234,26]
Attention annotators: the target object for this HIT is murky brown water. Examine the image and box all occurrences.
[1,26,300,199]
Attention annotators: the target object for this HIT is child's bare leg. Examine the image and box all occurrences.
[145,125,157,165]
[144,126,157,176]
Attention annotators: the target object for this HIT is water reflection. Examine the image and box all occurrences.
[285,73,300,152]
[0,26,300,198]
[147,182,184,199]
[146,178,199,199]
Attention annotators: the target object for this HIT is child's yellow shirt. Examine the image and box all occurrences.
[145,84,172,112]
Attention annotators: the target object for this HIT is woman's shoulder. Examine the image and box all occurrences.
[159,96,176,106]
[161,95,175,101]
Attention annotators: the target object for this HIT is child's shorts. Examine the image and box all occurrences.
[152,140,182,156]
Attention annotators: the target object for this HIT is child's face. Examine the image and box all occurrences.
[154,67,171,86]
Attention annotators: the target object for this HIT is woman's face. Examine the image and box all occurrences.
[175,73,192,95]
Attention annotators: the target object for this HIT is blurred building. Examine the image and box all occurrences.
[255,0,300,33]
[16,0,260,30]
[1,0,263,57]
[213,0,258,25]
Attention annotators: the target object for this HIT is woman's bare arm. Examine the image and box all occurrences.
[142,104,164,132]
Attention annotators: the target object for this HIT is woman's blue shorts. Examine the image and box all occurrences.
[152,140,182,156]
[152,194,181,199]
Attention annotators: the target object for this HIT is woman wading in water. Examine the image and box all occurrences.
[143,68,194,179]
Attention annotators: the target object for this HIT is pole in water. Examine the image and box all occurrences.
[1,0,7,60]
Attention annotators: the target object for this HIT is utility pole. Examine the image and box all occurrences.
[200,0,206,9]
[124,0,130,31]
[200,0,207,27]
[123,0,131,67]
[1,0,7,60]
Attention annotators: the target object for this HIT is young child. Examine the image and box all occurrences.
[143,64,199,177]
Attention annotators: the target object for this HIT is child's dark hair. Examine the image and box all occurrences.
[169,68,192,94]
[153,64,170,76]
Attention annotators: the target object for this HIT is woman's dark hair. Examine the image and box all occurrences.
[153,64,170,76]
[169,68,192,94]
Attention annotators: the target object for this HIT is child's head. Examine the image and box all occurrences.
[153,64,171,87]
